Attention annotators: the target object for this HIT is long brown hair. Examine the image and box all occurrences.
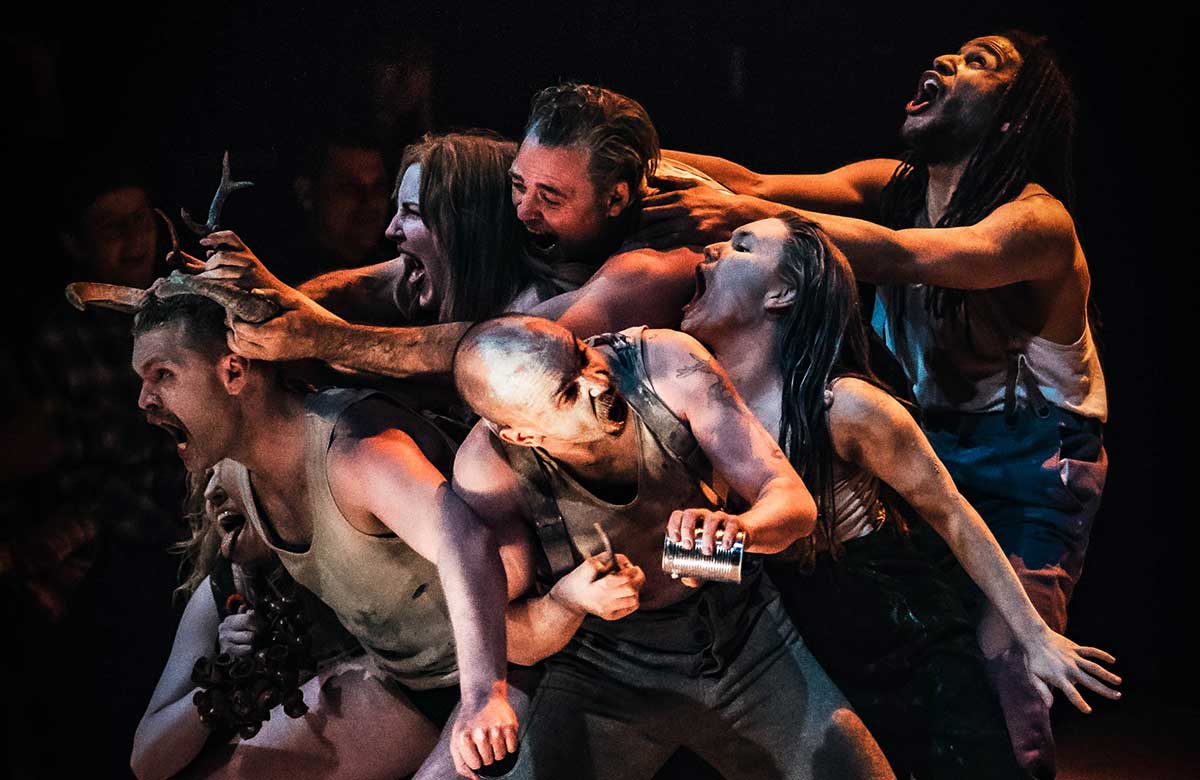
[398,131,531,323]
[773,213,910,564]
[172,469,220,601]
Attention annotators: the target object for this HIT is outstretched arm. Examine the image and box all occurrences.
[829,377,1121,713]
[643,329,817,555]
[296,258,415,324]
[636,155,898,247]
[662,151,897,216]
[780,189,1078,289]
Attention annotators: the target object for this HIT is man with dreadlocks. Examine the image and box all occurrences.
[639,31,1106,779]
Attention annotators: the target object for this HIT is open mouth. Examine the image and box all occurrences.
[149,416,190,451]
[906,71,942,115]
[395,251,433,314]
[682,263,709,318]
[594,390,629,432]
[218,511,246,558]
[690,264,708,305]
[525,230,559,258]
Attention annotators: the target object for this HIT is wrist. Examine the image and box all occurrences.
[547,582,586,617]
[461,678,507,710]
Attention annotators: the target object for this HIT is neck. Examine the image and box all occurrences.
[544,423,639,485]
[925,156,971,225]
[707,318,784,437]
[225,388,309,497]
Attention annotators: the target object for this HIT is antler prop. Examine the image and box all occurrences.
[180,151,254,236]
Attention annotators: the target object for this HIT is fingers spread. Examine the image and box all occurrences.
[1031,675,1055,709]
[1077,658,1122,687]
[1078,645,1117,665]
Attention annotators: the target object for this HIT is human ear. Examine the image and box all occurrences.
[219,354,252,395]
[605,181,632,217]
[764,279,796,314]
[497,426,542,448]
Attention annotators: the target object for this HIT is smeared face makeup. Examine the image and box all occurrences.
[683,218,792,343]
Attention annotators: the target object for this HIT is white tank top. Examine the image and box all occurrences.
[872,284,1107,421]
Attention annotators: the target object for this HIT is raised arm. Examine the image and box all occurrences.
[227,285,469,379]
[643,329,817,555]
[131,580,220,780]
[828,377,1121,713]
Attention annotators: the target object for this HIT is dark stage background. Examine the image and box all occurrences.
[4,2,1195,777]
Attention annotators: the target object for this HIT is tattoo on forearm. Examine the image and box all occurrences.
[676,354,738,410]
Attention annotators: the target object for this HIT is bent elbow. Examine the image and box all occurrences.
[794,492,818,540]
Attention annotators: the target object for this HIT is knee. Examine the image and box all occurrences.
[812,708,893,780]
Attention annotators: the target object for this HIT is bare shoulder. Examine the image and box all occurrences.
[331,395,411,440]
[992,184,1076,241]
[639,328,732,420]
[827,377,914,457]
[452,422,524,520]
[599,246,701,280]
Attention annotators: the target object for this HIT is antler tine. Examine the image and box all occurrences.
[181,150,255,236]
[156,208,205,273]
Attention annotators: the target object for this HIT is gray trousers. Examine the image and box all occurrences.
[500,572,892,780]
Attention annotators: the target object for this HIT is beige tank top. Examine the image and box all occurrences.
[229,388,459,690]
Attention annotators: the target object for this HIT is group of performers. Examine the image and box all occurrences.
[103,30,1121,780]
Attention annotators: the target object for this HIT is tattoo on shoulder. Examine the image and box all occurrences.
[676,353,737,410]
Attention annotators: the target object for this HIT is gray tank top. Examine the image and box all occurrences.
[230,388,458,690]
[872,285,1107,421]
[499,327,724,600]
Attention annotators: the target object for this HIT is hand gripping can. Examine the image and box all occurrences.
[662,528,745,584]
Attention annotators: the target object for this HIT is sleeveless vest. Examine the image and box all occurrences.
[232,388,459,690]
[498,327,724,595]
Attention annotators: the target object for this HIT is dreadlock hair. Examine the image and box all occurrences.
[773,213,907,565]
[879,31,1078,334]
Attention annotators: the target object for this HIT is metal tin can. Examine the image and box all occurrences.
[661,528,745,584]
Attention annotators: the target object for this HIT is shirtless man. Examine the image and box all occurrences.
[128,292,519,774]
[639,31,1104,779]
[207,84,715,376]
[447,314,892,780]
